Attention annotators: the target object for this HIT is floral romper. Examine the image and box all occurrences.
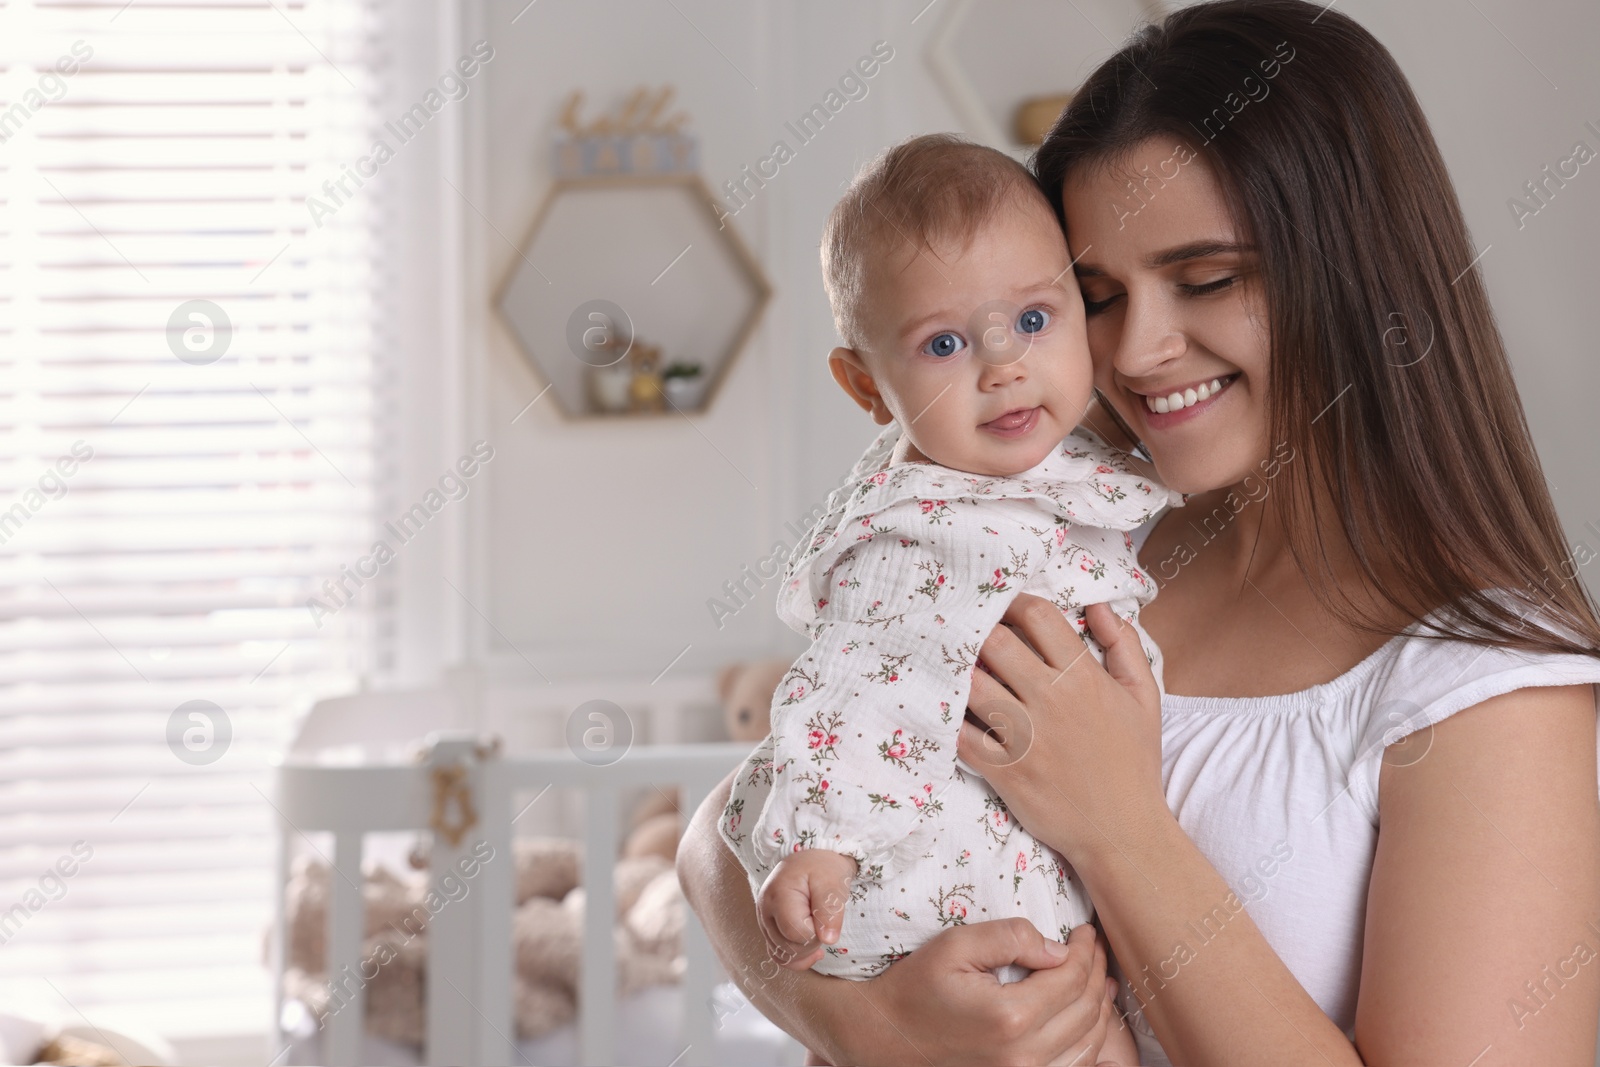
[720,424,1183,979]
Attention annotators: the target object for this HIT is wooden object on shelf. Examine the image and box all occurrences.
[554,86,695,179]
[626,340,666,413]
[1014,93,1073,145]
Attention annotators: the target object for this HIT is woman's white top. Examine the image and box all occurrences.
[1119,519,1600,1064]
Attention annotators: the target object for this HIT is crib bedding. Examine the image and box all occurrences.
[282,982,796,1067]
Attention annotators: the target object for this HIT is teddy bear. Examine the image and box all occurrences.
[717,659,787,743]
[280,838,688,1044]
[619,659,788,865]
[279,857,433,1046]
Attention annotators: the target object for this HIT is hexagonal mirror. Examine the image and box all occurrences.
[497,175,770,418]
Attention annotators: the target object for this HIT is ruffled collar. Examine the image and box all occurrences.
[791,423,1182,575]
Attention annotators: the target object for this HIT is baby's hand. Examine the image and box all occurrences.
[1097,975,1141,1065]
[755,849,858,971]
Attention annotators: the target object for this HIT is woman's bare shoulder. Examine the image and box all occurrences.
[1135,500,1198,571]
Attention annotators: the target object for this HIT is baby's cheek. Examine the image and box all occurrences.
[1050,352,1098,423]
[1086,322,1121,380]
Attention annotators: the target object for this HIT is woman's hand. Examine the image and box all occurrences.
[678,771,1126,1065]
[957,598,1167,869]
[836,920,1124,1066]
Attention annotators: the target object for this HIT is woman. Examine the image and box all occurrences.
[679,1,1600,1063]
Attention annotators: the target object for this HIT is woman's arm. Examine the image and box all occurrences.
[1356,683,1600,1065]
[961,599,1365,1065]
[677,769,1127,1065]
[961,598,1600,1066]
[677,771,853,1061]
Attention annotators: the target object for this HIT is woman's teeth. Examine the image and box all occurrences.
[1144,377,1229,414]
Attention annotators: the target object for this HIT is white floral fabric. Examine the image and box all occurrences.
[720,425,1182,978]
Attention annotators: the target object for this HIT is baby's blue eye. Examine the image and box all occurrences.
[923,332,965,358]
[1018,308,1049,334]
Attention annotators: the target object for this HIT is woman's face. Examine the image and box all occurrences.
[1062,137,1273,495]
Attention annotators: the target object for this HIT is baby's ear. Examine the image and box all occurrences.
[828,347,893,424]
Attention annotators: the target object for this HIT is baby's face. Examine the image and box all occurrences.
[853,198,1094,477]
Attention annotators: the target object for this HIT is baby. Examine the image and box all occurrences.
[719,134,1177,1059]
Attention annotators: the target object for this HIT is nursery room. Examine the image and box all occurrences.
[2,0,1599,1065]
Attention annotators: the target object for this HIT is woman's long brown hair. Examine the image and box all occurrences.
[1035,0,1600,658]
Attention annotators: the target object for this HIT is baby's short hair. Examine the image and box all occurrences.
[821,133,1051,350]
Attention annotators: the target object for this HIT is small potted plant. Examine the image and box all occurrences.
[661,361,707,410]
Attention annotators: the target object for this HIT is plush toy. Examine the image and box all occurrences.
[717,659,789,742]
[279,858,435,1046]
[614,659,788,864]
[622,808,682,864]
[515,836,581,902]
[280,839,686,1043]
[512,863,684,1033]
[621,786,683,865]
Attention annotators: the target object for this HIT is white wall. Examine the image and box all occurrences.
[460,0,1600,682]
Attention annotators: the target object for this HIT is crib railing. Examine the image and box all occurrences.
[270,720,753,1066]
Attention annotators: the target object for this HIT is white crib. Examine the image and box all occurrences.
[268,667,796,1067]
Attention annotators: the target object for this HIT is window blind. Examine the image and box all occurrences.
[0,0,384,1037]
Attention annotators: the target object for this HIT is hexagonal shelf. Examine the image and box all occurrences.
[496,174,771,419]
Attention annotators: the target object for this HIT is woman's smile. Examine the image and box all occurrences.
[1134,372,1242,428]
